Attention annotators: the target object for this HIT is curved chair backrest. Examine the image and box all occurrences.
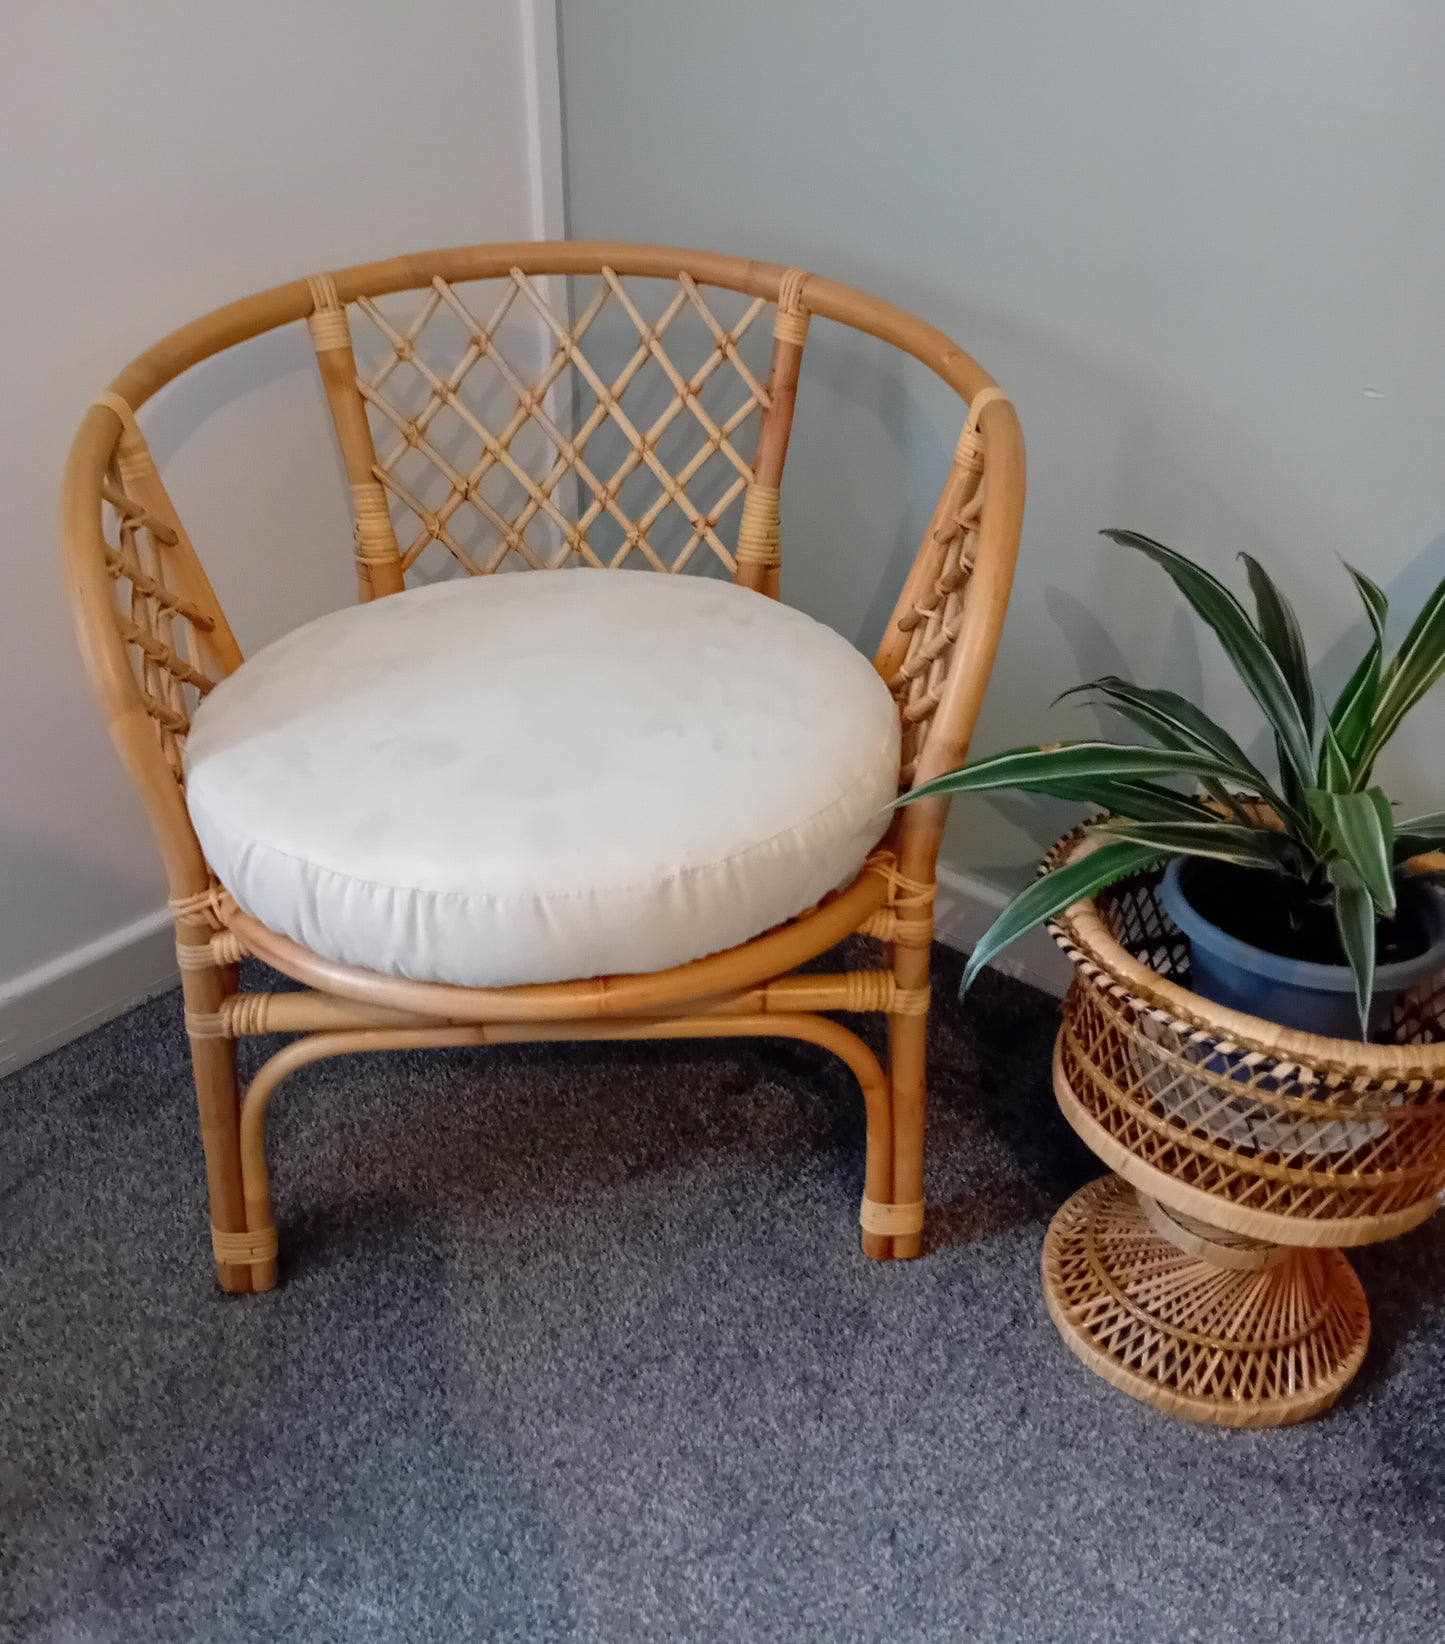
[61,242,1025,905]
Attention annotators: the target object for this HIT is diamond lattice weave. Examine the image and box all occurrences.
[349,269,772,581]
[1050,863,1445,1233]
[1042,1175,1369,1427]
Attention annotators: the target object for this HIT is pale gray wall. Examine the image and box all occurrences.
[0,1,559,999]
[559,0,1445,890]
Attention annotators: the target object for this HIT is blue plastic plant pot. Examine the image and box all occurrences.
[1158,858,1445,1041]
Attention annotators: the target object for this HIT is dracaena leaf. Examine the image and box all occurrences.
[1058,675,1283,826]
[1317,721,1352,792]
[1344,562,1388,646]
[1356,563,1445,775]
[1241,553,1315,738]
[961,840,1163,992]
[896,741,1248,808]
[1100,530,1316,792]
[1327,858,1376,1038]
[1028,777,1217,824]
[1328,644,1383,767]
[1058,676,1257,771]
[1086,817,1301,874]
[1308,786,1396,916]
[1328,563,1388,774]
[1392,809,1445,859]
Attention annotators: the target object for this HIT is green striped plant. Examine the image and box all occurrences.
[901,530,1445,1032]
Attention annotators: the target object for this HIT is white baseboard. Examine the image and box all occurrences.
[0,908,178,1080]
[932,864,1071,998]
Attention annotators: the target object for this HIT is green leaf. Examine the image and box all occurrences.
[1317,721,1352,792]
[1328,645,1383,767]
[1344,562,1388,646]
[1391,810,1445,859]
[1327,859,1377,1038]
[1100,530,1317,791]
[1328,564,1388,772]
[1307,786,1396,916]
[1240,553,1315,738]
[1058,676,1257,771]
[1059,673,1277,797]
[1356,564,1445,775]
[961,840,1163,992]
[1059,674,1284,826]
[1086,817,1301,874]
[1036,778,1217,824]
[897,741,1252,809]
[1395,810,1445,834]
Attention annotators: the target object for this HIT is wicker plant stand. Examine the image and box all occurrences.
[1038,829,1445,1428]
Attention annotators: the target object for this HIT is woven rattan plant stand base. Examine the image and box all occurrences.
[1037,826,1445,1427]
[1042,1167,1370,1428]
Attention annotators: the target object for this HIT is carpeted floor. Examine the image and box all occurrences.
[3,939,1443,1643]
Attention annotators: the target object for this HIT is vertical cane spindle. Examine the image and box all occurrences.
[735,269,811,598]
[306,273,406,600]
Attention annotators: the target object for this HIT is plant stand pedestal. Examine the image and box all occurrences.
[1041,1173,1370,1428]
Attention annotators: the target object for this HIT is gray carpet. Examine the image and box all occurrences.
[3,940,1443,1643]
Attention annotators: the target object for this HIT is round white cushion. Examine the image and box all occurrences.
[183,570,900,987]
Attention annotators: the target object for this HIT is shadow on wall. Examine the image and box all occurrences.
[122,321,359,659]
[826,258,1445,882]
[140,323,312,470]
[777,319,954,655]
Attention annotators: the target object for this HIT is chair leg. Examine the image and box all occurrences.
[187,1040,255,1293]
[860,1065,895,1262]
[887,1007,927,1260]
[179,944,253,1293]
[884,900,932,1260]
[238,1074,279,1295]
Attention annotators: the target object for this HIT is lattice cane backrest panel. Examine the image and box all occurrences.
[342,268,774,581]
[99,463,219,783]
[886,387,1007,784]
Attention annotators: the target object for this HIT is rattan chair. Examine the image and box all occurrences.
[60,241,1025,1292]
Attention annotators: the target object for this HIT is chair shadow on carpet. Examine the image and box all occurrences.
[919,1182,1054,1256]
[236,938,1100,1283]
[241,1016,1074,1285]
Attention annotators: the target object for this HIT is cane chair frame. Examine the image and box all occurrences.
[60,241,1025,1292]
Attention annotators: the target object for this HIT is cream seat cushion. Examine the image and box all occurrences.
[183,569,901,987]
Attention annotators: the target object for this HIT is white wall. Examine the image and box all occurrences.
[0,1,563,1069]
[559,0,1445,904]
[11,1,1445,1063]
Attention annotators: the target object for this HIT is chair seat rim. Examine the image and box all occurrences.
[215,850,892,1023]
